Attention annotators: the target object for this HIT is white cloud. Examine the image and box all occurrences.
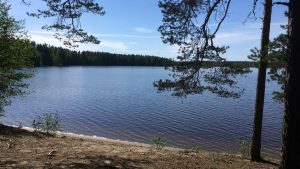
[29,32,128,51]
[215,32,260,45]
[128,41,139,45]
[214,21,285,46]
[246,22,287,29]
[29,34,64,47]
[95,33,159,39]
[29,30,56,35]
[99,41,127,50]
[29,30,160,40]
[134,27,154,33]
[167,45,180,54]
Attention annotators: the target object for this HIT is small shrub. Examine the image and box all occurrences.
[32,115,43,131]
[17,122,23,129]
[151,136,166,150]
[238,139,250,158]
[32,112,61,135]
[191,145,201,153]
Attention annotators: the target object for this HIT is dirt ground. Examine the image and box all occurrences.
[0,125,278,169]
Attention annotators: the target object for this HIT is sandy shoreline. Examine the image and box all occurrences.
[0,124,278,169]
[7,124,182,151]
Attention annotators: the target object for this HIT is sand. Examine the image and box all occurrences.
[0,124,278,169]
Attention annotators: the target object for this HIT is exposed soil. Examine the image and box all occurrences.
[0,125,278,169]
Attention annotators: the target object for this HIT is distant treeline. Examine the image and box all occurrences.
[202,61,258,68]
[173,61,258,68]
[31,43,257,68]
[31,43,173,67]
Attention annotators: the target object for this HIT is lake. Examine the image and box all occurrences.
[2,67,283,157]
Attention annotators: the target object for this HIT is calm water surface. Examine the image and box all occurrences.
[2,67,283,157]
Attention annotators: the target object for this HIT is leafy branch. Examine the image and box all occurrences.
[155,0,250,98]
[26,0,105,47]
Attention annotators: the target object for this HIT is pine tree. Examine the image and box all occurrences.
[279,0,300,168]
[0,0,34,114]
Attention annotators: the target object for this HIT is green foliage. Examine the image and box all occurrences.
[155,0,251,98]
[31,43,173,67]
[191,145,201,153]
[31,43,255,68]
[154,65,250,98]
[150,136,166,150]
[248,26,288,103]
[268,33,287,103]
[0,0,34,115]
[32,112,61,135]
[26,0,105,47]
[17,122,23,129]
[238,139,250,159]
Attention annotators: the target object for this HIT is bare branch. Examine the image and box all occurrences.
[21,0,30,6]
[244,0,259,23]
[273,1,289,6]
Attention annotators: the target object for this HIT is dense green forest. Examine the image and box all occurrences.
[31,42,257,68]
[32,43,173,67]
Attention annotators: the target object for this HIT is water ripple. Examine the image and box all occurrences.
[2,67,283,158]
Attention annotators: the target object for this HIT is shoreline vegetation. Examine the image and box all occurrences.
[32,43,173,67]
[31,43,258,68]
[0,124,278,169]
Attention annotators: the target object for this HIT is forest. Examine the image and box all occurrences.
[32,43,173,67]
[31,42,257,67]
[31,42,258,68]
[1,0,299,169]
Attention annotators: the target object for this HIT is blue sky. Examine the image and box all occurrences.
[10,0,288,60]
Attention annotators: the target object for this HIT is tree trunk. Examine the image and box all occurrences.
[279,0,300,168]
[250,0,272,161]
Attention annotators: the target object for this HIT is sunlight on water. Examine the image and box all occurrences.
[2,67,283,158]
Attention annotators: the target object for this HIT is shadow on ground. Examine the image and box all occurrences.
[50,155,150,169]
[0,124,47,138]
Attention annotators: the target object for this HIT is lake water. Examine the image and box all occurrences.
[2,67,283,157]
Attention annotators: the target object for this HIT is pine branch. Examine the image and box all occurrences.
[273,1,289,6]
